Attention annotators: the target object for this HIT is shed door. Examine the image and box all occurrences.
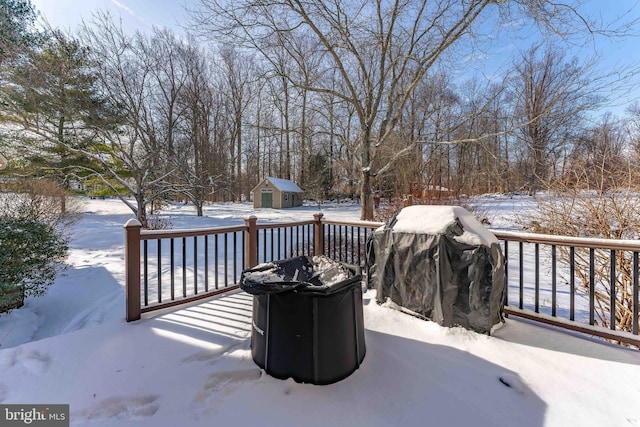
[261,191,273,208]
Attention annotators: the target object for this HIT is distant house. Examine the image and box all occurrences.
[252,177,304,209]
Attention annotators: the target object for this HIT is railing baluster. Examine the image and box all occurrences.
[284,227,288,258]
[342,225,346,262]
[182,237,186,298]
[503,240,508,307]
[340,225,344,262]
[610,250,616,330]
[224,233,229,286]
[270,229,274,261]
[157,239,162,304]
[193,236,198,295]
[363,228,368,266]
[170,238,175,301]
[357,227,362,266]
[143,240,148,307]
[234,231,238,283]
[519,241,524,310]
[337,225,341,261]
[242,228,246,270]
[350,226,354,264]
[322,223,326,256]
[262,229,267,263]
[289,226,293,258]
[534,243,539,313]
[551,245,556,317]
[569,246,575,321]
[333,224,337,260]
[204,236,209,292]
[277,228,281,260]
[634,251,639,335]
[589,248,595,326]
[214,234,219,290]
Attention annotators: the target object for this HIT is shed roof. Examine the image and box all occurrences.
[253,177,304,193]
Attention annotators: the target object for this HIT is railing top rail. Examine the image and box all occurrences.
[136,216,640,251]
[322,219,384,229]
[140,224,248,240]
[492,229,640,251]
[256,220,315,230]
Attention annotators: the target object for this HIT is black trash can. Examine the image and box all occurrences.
[240,255,366,385]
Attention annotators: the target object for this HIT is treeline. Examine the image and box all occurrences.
[1,1,640,223]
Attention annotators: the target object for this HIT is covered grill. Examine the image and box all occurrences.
[366,205,506,334]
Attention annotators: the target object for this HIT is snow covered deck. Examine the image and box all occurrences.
[3,289,640,426]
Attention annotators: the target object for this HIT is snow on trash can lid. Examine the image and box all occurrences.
[386,205,498,247]
[240,255,361,296]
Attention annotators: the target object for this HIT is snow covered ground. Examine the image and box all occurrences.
[1,195,640,426]
[0,197,365,349]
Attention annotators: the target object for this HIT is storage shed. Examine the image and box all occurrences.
[252,177,304,209]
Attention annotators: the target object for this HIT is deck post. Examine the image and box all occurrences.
[313,213,324,256]
[245,216,258,268]
[124,218,142,322]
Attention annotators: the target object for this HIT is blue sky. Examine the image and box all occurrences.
[31,0,193,34]
[31,0,640,116]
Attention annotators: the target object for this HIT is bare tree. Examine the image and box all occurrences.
[144,28,189,159]
[190,0,608,219]
[217,47,258,201]
[174,39,229,214]
[79,13,176,227]
[627,103,640,163]
[565,113,628,191]
[508,44,601,194]
[264,44,294,181]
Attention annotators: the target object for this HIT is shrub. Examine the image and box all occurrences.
[0,178,80,228]
[146,214,173,230]
[523,163,640,342]
[0,215,69,313]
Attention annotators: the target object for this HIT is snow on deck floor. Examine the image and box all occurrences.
[2,289,640,427]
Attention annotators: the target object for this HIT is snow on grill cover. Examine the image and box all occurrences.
[366,205,507,334]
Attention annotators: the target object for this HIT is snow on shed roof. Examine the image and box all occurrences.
[263,177,304,192]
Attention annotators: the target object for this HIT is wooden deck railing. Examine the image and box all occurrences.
[493,230,640,348]
[124,214,640,348]
[123,214,328,321]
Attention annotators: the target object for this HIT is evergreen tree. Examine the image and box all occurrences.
[0,0,36,63]
[1,29,120,196]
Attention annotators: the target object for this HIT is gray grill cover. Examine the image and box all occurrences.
[366,206,506,334]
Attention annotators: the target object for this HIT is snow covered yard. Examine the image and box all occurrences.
[1,196,640,426]
[2,289,640,426]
